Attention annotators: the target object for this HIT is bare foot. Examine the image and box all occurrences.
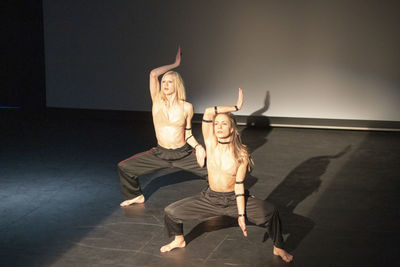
[120,195,145,207]
[160,237,186,253]
[273,246,293,263]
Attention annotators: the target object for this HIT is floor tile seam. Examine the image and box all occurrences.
[203,234,230,263]
[66,241,163,258]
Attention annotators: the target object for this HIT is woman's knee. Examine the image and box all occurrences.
[118,160,139,176]
[164,203,177,217]
[117,160,128,172]
[248,200,278,224]
[263,201,279,217]
[164,201,187,220]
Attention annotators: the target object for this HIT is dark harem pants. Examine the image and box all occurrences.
[118,143,208,199]
[164,187,285,249]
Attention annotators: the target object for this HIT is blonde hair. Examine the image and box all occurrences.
[216,113,254,170]
[159,71,186,102]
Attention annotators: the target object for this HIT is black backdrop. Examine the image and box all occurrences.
[1,0,45,110]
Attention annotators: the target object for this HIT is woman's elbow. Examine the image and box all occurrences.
[149,70,158,78]
[204,107,214,116]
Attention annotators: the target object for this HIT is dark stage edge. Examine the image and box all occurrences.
[1,113,400,266]
[16,108,400,131]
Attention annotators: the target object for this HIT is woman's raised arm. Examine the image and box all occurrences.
[149,46,182,101]
[202,88,243,146]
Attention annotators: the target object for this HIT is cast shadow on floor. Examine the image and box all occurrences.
[141,170,208,201]
[265,145,350,251]
[184,146,351,251]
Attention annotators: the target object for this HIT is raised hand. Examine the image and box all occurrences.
[175,45,182,66]
[236,88,244,111]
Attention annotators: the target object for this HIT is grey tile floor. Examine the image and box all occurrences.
[1,115,399,266]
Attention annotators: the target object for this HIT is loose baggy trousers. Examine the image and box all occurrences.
[118,143,208,199]
[164,187,285,249]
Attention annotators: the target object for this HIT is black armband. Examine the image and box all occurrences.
[238,213,245,217]
[202,119,213,123]
[235,181,244,184]
[235,194,245,198]
[185,127,192,130]
[185,135,193,141]
[214,106,218,114]
[194,143,200,150]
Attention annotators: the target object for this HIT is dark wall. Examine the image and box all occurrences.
[1,0,45,110]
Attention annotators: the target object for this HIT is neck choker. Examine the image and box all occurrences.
[218,140,231,144]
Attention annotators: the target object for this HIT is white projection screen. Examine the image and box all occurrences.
[43,0,400,121]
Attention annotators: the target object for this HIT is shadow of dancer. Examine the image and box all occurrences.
[265,146,351,251]
[241,91,273,190]
[241,91,272,154]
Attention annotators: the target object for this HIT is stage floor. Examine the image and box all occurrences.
[1,115,400,266]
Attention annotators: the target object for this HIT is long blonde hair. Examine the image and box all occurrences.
[159,71,186,102]
[219,113,254,170]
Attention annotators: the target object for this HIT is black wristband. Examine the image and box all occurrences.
[202,119,212,123]
[185,127,192,130]
[238,213,245,217]
[234,105,239,111]
[194,143,200,150]
[214,106,218,114]
[235,181,244,184]
[185,135,193,141]
[235,194,245,198]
